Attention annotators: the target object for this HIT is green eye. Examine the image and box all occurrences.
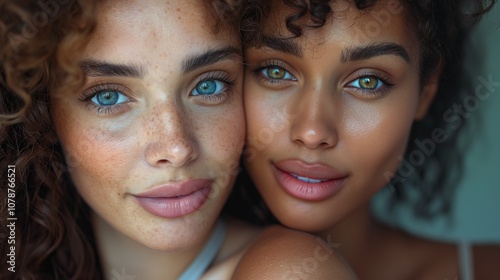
[359,77,378,89]
[348,76,384,91]
[267,67,286,79]
[260,65,296,81]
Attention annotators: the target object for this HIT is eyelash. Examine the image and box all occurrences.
[252,60,296,86]
[79,71,236,115]
[253,61,394,97]
[253,61,394,98]
[346,71,394,97]
[190,72,236,104]
[79,83,132,115]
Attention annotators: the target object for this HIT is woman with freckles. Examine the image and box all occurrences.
[233,0,500,279]
[0,0,357,279]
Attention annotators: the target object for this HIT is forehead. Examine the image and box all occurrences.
[264,0,417,54]
[95,0,214,32]
[83,0,239,62]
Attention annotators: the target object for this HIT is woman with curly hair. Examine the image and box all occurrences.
[0,0,356,279]
[234,0,500,278]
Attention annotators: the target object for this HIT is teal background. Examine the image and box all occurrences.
[372,4,500,242]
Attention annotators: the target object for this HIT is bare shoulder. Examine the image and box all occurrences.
[232,225,358,280]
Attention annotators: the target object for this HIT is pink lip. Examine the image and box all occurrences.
[273,159,348,201]
[133,179,213,218]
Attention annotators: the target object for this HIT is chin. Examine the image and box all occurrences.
[278,213,335,233]
[136,221,212,252]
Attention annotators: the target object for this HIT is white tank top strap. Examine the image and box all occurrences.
[178,219,227,280]
[458,240,474,280]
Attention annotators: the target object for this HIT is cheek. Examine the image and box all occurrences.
[198,106,245,200]
[244,88,290,153]
[343,98,418,182]
[199,105,246,165]
[52,102,140,199]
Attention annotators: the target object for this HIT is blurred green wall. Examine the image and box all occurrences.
[372,3,500,242]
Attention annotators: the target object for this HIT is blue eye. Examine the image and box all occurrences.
[347,76,384,90]
[90,90,130,106]
[261,66,296,80]
[192,80,226,96]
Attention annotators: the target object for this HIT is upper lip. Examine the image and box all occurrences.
[274,159,347,180]
[134,179,212,198]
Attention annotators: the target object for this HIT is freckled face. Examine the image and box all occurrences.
[244,0,436,232]
[51,0,244,250]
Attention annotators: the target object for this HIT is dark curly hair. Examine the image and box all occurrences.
[226,0,495,224]
[0,0,244,279]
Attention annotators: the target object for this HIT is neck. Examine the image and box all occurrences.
[92,213,211,280]
[319,204,384,263]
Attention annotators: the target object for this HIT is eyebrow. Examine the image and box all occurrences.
[261,36,303,57]
[181,46,242,74]
[341,43,411,63]
[80,60,144,78]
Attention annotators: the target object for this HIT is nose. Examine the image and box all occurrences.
[145,101,199,167]
[290,85,338,149]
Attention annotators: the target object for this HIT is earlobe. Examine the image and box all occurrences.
[415,61,443,120]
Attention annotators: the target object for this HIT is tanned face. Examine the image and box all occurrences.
[243,0,437,233]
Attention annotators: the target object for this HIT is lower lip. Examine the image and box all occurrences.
[135,187,211,218]
[273,166,346,201]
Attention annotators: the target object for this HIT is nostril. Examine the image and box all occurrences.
[157,159,169,165]
[319,141,331,148]
[292,130,337,149]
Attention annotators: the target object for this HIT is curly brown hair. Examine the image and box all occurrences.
[0,0,244,279]
[228,0,495,223]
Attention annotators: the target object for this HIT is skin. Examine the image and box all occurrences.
[49,0,358,279]
[241,0,495,279]
[244,0,500,279]
[233,226,357,280]
[51,0,246,278]
[244,0,436,233]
